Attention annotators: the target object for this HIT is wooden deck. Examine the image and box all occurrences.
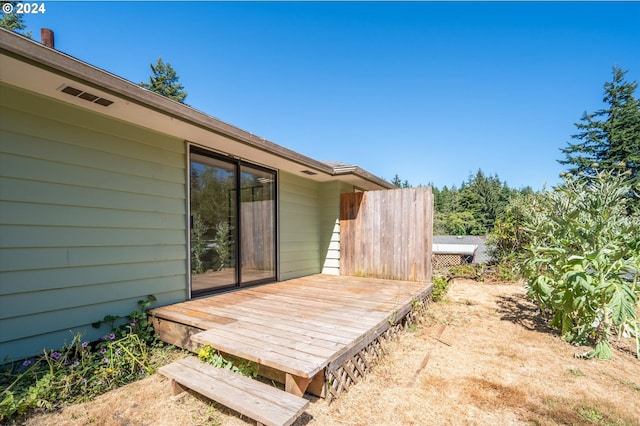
[150,274,432,397]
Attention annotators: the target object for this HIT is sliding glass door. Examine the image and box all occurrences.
[189,151,238,294]
[189,147,276,296]
[239,164,276,285]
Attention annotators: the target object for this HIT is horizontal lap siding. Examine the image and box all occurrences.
[0,85,188,361]
[320,181,353,275]
[278,172,321,280]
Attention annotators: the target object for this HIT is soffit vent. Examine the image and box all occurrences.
[301,170,317,175]
[59,85,114,107]
[78,92,99,102]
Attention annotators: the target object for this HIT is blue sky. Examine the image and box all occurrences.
[21,1,640,190]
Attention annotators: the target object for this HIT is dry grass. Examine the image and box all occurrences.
[21,279,640,426]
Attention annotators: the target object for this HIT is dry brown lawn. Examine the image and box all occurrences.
[22,279,640,426]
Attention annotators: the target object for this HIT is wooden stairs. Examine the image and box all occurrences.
[159,356,308,426]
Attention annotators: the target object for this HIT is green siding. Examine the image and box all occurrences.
[278,172,321,279]
[0,84,188,362]
[278,173,353,279]
[0,261,187,294]
[320,181,354,275]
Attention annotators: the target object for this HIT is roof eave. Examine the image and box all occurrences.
[332,165,396,190]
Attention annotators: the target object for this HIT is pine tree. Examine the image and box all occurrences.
[0,1,31,37]
[559,67,640,209]
[457,170,512,234]
[140,57,188,104]
[391,174,412,188]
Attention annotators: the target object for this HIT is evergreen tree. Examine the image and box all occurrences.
[559,67,640,209]
[457,170,513,234]
[391,174,412,188]
[0,1,31,37]
[140,57,188,104]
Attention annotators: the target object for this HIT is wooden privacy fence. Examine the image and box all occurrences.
[340,187,433,282]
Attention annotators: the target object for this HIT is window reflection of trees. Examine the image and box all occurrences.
[190,162,236,274]
[190,159,275,279]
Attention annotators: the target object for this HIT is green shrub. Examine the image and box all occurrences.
[431,275,451,302]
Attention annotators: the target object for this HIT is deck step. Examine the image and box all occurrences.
[158,356,309,426]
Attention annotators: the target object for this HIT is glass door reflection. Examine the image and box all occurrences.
[239,164,276,286]
[189,152,237,295]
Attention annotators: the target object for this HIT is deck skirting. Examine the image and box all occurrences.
[324,291,430,402]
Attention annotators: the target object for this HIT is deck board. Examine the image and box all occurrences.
[187,298,370,334]
[150,274,432,395]
[191,295,376,332]
[185,300,361,342]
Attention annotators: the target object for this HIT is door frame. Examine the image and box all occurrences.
[187,144,278,298]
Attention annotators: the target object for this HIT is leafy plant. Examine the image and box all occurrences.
[0,296,167,422]
[431,275,451,302]
[197,345,258,378]
[523,170,640,359]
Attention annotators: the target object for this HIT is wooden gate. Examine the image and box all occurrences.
[340,187,433,282]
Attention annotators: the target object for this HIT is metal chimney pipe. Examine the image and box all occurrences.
[41,28,54,48]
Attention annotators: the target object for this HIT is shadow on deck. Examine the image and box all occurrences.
[149,274,432,400]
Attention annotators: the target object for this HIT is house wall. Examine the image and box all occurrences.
[278,171,321,279]
[278,173,354,279]
[320,181,354,275]
[0,83,361,361]
[0,84,188,362]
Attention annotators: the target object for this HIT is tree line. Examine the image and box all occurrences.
[392,171,533,236]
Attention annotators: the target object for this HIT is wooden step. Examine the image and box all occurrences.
[158,356,309,426]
